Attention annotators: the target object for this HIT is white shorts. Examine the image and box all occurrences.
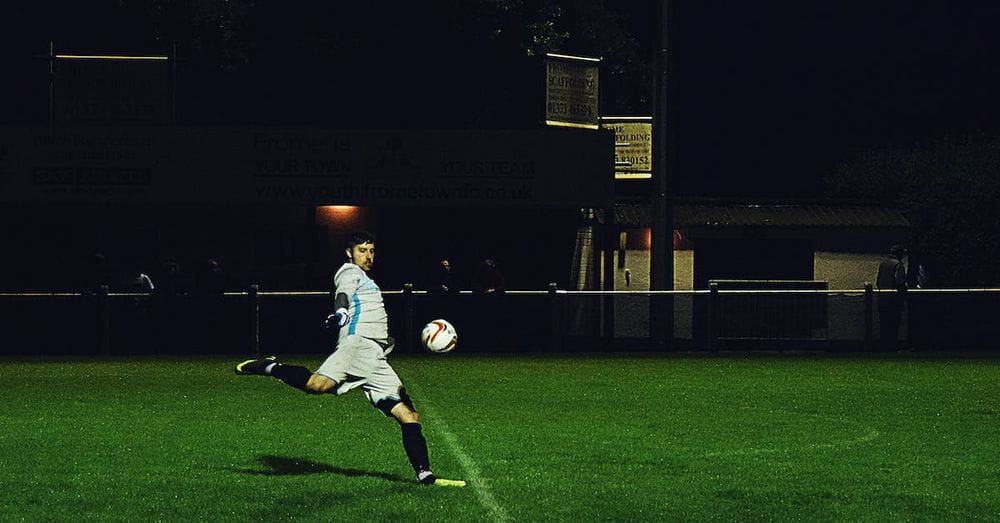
[315,335,404,414]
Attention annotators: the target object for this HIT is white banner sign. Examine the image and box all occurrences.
[0,126,614,207]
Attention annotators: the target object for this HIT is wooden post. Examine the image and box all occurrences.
[708,282,719,352]
[549,283,562,352]
[403,283,414,353]
[98,285,110,357]
[249,284,259,357]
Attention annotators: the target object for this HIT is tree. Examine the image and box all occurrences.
[825,134,1000,286]
[129,0,649,123]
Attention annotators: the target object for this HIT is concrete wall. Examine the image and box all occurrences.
[814,251,887,290]
[608,249,896,339]
[612,249,892,291]
[610,250,695,338]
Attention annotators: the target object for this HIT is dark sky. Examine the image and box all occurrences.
[3,1,1000,198]
[670,1,1000,196]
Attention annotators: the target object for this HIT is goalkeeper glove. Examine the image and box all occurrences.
[325,308,350,330]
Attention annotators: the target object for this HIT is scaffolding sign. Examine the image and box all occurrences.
[601,116,652,180]
[544,53,600,129]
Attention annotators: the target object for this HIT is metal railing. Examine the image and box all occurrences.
[1,284,998,355]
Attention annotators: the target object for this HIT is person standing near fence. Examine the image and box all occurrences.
[429,258,458,328]
[435,259,456,295]
[876,244,907,351]
[154,261,184,353]
[471,258,507,348]
[234,231,457,487]
[124,263,155,294]
[471,258,505,295]
[119,260,156,353]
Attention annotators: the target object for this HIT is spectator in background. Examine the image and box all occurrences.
[471,258,505,295]
[195,258,226,295]
[123,262,155,293]
[435,259,457,295]
[876,244,907,351]
[153,261,183,353]
[471,258,507,349]
[120,260,155,352]
[193,258,227,351]
[915,262,929,289]
[156,261,184,297]
[79,252,110,353]
[429,259,458,328]
[907,255,932,350]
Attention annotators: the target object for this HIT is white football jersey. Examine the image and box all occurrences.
[334,263,389,340]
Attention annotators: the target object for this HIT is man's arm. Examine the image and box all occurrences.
[327,265,362,328]
[334,292,349,311]
[325,292,351,329]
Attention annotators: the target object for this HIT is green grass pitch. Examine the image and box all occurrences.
[1,353,998,520]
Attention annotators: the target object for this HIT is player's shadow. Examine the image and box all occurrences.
[240,455,409,483]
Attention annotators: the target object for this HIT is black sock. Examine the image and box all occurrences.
[269,364,312,392]
[401,422,431,473]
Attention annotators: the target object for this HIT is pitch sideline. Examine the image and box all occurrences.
[414,387,510,522]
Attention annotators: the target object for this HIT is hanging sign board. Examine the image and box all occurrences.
[52,53,172,124]
[601,116,653,180]
[544,53,600,129]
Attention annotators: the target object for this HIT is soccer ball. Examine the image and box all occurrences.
[421,319,458,353]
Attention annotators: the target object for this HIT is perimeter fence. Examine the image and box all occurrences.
[1,285,998,355]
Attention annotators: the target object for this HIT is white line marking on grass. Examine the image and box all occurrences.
[700,410,881,459]
[415,391,510,522]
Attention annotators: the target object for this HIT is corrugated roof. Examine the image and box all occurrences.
[615,202,910,228]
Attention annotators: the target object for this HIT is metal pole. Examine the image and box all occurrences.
[49,41,55,124]
[650,0,675,350]
[171,41,177,125]
[602,207,616,342]
[590,209,602,292]
[864,282,873,352]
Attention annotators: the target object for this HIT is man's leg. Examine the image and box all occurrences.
[234,357,336,393]
[363,344,436,484]
[390,399,435,484]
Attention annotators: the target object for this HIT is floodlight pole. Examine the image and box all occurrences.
[650,0,675,349]
[171,41,177,125]
[48,41,55,124]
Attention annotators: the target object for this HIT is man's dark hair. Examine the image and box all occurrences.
[345,230,376,250]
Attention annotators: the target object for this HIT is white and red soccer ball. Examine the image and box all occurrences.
[421,319,458,353]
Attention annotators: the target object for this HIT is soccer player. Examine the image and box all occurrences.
[234,231,437,485]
